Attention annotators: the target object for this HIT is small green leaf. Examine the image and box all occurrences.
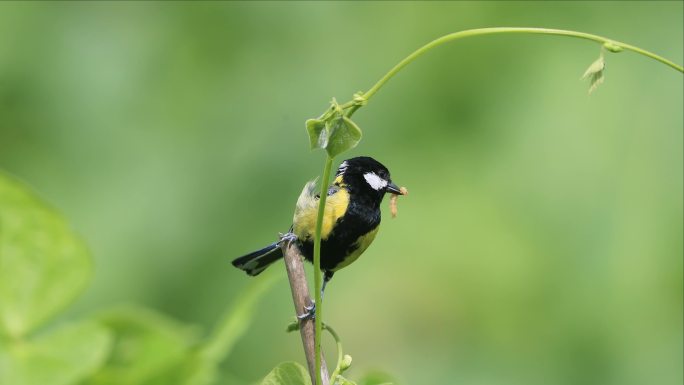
[0,320,112,385]
[306,119,328,150]
[581,54,605,94]
[325,116,362,158]
[286,319,300,333]
[0,172,92,338]
[260,361,311,385]
[306,98,364,157]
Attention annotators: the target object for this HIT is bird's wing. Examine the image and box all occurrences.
[292,179,349,241]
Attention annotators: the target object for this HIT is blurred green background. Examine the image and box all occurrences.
[1,2,682,384]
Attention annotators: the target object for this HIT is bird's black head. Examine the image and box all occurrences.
[335,156,404,203]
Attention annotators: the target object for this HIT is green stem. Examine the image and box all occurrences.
[340,27,682,109]
[323,323,345,383]
[314,156,334,385]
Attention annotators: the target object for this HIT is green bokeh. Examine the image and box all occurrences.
[1,2,681,384]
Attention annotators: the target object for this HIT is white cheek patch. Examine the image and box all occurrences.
[363,172,388,191]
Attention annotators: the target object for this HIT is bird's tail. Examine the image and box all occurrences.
[232,242,283,276]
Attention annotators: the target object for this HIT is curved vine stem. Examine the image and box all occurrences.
[309,27,682,385]
[323,323,346,383]
[340,27,682,110]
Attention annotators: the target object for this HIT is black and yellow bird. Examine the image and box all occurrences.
[232,156,404,316]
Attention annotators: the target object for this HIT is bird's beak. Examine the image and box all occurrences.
[385,182,404,195]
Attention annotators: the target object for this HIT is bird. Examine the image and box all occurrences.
[231,156,404,317]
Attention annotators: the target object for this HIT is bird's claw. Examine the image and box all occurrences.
[297,301,316,320]
[278,232,297,245]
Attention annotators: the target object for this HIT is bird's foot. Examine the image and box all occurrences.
[278,232,297,245]
[297,301,316,321]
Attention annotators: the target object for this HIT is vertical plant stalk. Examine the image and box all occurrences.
[313,156,334,385]
[282,241,329,384]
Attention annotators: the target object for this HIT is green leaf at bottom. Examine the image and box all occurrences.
[260,362,311,385]
[0,172,93,338]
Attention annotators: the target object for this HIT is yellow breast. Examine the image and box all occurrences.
[292,184,350,241]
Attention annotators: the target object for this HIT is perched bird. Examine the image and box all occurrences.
[232,156,404,316]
